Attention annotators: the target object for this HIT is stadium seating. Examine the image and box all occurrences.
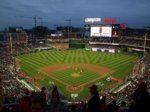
[0,36,150,112]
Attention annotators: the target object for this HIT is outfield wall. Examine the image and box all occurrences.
[52,43,69,49]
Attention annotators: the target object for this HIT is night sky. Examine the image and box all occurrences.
[0,0,150,29]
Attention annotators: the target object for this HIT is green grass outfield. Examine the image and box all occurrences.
[18,50,138,101]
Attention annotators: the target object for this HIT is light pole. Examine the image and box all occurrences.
[33,16,43,27]
[9,33,13,54]
[143,33,147,54]
[66,19,72,38]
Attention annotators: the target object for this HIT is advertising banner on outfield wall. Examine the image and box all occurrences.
[92,48,115,53]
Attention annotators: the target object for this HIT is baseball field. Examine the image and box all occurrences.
[17,50,138,101]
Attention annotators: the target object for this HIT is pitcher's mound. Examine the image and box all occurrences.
[72,73,80,77]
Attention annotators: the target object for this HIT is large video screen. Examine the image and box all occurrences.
[101,27,112,37]
[90,27,101,37]
[90,26,112,37]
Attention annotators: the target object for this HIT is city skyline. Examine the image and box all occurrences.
[0,0,150,29]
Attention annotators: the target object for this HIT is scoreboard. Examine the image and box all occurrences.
[84,18,123,38]
[90,26,112,37]
[85,24,121,38]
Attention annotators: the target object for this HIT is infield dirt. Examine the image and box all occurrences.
[39,64,114,76]
[38,64,114,92]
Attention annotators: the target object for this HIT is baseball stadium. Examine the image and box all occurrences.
[0,19,150,112]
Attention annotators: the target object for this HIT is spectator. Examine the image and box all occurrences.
[132,82,150,112]
[87,85,101,112]
[118,101,128,112]
[39,87,46,101]
[46,86,52,105]
[108,100,119,112]
[49,85,62,112]
[100,95,108,112]
[19,89,31,112]
[79,101,86,112]
[31,96,46,112]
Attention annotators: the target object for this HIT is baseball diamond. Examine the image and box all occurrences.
[18,50,138,101]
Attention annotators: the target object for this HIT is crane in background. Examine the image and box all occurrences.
[33,16,43,27]
[18,16,43,27]
[65,18,82,32]
[65,18,72,32]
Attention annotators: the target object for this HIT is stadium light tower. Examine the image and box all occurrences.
[9,33,13,54]
[143,33,147,54]
[33,16,43,27]
[66,18,72,32]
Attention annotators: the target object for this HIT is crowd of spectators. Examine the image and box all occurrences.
[0,46,28,111]
[0,41,150,112]
[120,39,144,47]
[89,36,150,49]
[0,52,149,112]
[90,37,120,44]
[121,28,147,38]
[105,53,150,111]
[13,43,31,55]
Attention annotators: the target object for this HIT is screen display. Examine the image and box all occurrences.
[101,27,112,37]
[90,26,112,37]
[90,27,101,37]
